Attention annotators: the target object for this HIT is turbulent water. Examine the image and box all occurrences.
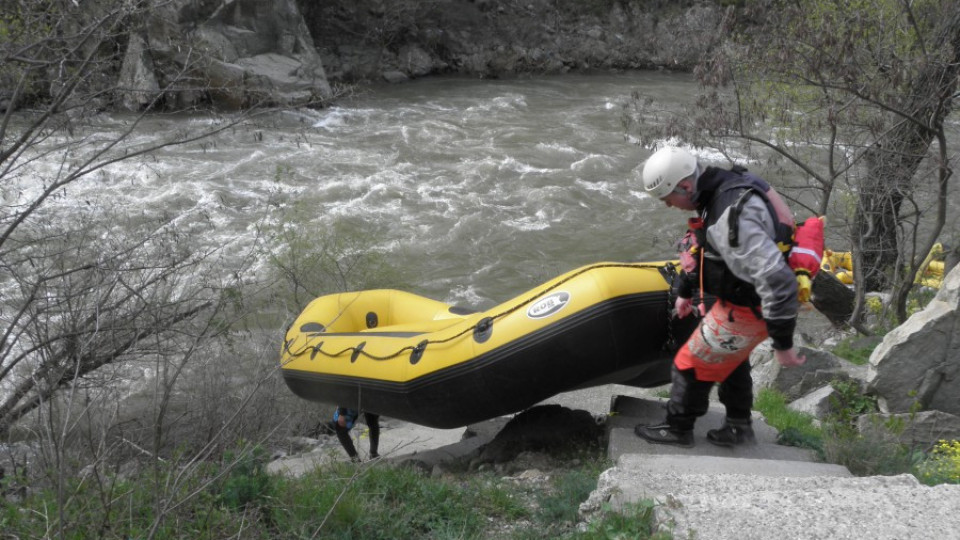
[18,72,752,309]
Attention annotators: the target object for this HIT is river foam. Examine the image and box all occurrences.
[18,72,737,308]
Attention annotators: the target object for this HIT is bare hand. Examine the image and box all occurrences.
[675,297,694,318]
[775,348,806,368]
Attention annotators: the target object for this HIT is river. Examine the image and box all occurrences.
[18,72,792,309]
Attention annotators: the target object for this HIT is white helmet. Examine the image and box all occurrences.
[642,146,699,199]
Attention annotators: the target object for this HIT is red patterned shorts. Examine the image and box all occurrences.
[674,301,769,382]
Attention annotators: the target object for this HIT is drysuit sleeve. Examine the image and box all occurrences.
[706,196,799,350]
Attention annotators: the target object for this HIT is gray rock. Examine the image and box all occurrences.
[474,405,603,466]
[195,25,240,62]
[867,264,960,415]
[751,342,865,401]
[382,71,410,84]
[462,417,511,442]
[857,410,960,449]
[788,385,836,419]
[117,33,161,111]
[397,44,437,77]
[134,0,332,109]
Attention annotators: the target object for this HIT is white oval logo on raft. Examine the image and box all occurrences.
[527,291,571,319]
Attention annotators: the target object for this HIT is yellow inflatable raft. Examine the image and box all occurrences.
[280,261,698,428]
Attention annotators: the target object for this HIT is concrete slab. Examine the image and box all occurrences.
[587,456,858,516]
[606,395,822,463]
[578,395,912,540]
[583,464,960,540]
[616,453,852,478]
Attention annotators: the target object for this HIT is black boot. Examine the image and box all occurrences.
[634,422,694,448]
[706,418,756,447]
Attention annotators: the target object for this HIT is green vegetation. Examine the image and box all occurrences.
[755,384,955,481]
[754,388,823,455]
[819,381,922,476]
[0,453,669,539]
[535,465,605,525]
[218,445,273,510]
[825,380,878,428]
[576,501,672,540]
[915,440,960,486]
[830,337,878,365]
[4,384,955,540]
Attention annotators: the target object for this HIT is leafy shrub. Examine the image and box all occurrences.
[820,382,923,477]
[218,445,273,510]
[915,440,960,486]
[821,421,923,477]
[757,385,923,477]
[826,380,877,428]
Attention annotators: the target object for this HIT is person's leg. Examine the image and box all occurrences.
[334,424,360,461]
[717,360,753,420]
[666,365,714,431]
[708,360,756,446]
[364,412,380,458]
[634,364,712,447]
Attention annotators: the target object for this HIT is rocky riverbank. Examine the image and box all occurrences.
[301,0,724,85]
[4,1,734,113]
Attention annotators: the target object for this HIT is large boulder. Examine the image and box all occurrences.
[117,33,161,111]
[866,264,960,415]
[857,410,960,449]
[750,342,867,401]
[134,0,331,109]
[472,405,603,466]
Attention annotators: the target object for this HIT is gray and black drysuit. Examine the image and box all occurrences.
[666,165,800,431]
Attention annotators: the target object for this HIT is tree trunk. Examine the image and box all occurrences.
[853,8,960,293]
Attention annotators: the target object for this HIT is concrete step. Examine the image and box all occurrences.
[585,455,960,540]
[589,396,960,540]
[607,395,826,464]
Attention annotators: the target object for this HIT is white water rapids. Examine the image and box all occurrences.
[12,72,766,309]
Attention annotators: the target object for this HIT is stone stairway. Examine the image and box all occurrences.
[583,395,960,540]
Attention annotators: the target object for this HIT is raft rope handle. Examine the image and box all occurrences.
[285,262,673,363]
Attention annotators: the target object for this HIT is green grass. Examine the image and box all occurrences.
[10,385,957,539]
[754,385,952,479]
[830,336,880,365]
[574,501,673,540]
[754,388,823,454]
[535,467,602,524]
[0,452,668,540]
[268,464,528,539]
